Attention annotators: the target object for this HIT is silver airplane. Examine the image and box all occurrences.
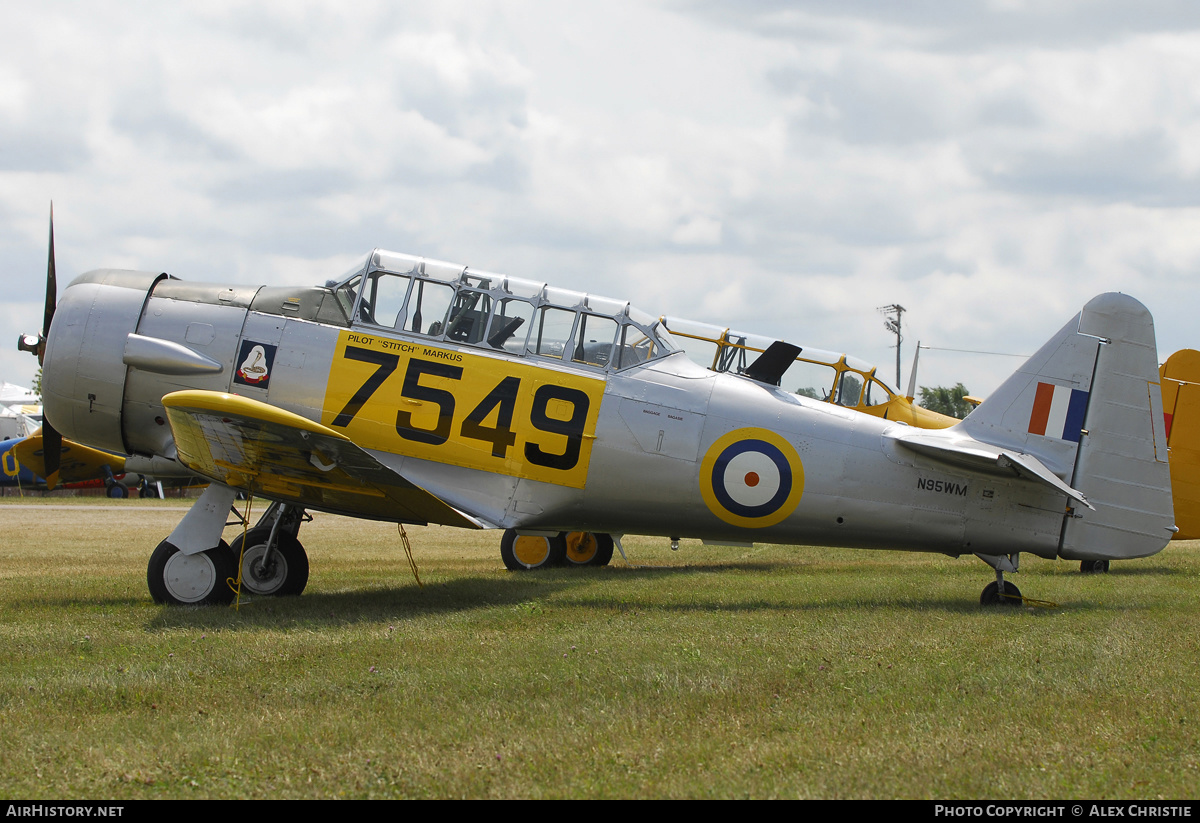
[20,236,1175,606]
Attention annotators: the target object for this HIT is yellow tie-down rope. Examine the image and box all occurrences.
[228,494,252,609]
[1010,592,1058,609]
[398,523,423,588]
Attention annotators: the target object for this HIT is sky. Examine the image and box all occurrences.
[3,1,1200,399]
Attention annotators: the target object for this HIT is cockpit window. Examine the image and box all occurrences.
[485,298,534,352]
[836,372,863,407]
[445,288,493,344]
[572,314,619,368]
[863,377,895,408]
[356,271,412,328]
[529,306,577,359]
[617,324,658,369]
[404,279,456,337]
[783,359,839,401]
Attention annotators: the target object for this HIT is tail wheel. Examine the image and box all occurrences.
[147,539,236,606]
[500,529,566,570]
[229,527,309,596]
[980,580,1023,607]
[562,531,614,567]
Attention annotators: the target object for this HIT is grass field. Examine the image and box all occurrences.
[1,498,1198,799]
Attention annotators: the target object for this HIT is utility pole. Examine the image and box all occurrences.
[878,304,905,388]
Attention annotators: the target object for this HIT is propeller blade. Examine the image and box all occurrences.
[40,203,57,363]
[38,203,62,488]
[41,420,62,490]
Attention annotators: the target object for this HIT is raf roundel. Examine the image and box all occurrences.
[699,428,805,528]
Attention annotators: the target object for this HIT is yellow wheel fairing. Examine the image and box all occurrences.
[699,427,805,528]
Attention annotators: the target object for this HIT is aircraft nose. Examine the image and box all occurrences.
[41,270,165,454]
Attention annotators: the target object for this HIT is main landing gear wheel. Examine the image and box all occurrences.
[562,531,614,567]
[980,580,1023,607]
[500,529,566,570]
[229,527,309,596]
[1080,559,1110,574]
[147,539,236,606]
[106,483,128,499]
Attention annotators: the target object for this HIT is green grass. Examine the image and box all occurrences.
[1,500,1198,798]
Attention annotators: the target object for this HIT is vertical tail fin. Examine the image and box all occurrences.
[961,293,1173,560]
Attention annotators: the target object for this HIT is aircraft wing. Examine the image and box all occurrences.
[161,390,484,528]
[12,431,127,488]
[887,430,1093,510]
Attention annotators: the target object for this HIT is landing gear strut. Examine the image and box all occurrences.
[229,504,309,596]
[976,552,1024,607]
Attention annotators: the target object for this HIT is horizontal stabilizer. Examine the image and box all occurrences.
[889,431,1092,510]
[161,390,483,529]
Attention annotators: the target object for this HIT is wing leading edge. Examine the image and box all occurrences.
[161,390,484,529]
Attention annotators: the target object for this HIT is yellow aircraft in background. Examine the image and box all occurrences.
[6,430,197,498]
[3,430,130,495]
[1160,349,1200,540]
[660,317,958,429]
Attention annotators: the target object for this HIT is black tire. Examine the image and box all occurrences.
[228,527,309,596]
[147,539,236,605]
[1080,559,1110,574]
[500,529,566,570]
[980,580,1023,607]
[106,483,128,499]
[562,531,614,567]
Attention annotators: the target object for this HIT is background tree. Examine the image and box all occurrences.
[918,383,973,419]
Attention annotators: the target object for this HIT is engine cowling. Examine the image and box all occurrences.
[41,270,260,460]
[41,270,166,455]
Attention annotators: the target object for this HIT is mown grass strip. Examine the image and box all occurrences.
[0,500,1197,798]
